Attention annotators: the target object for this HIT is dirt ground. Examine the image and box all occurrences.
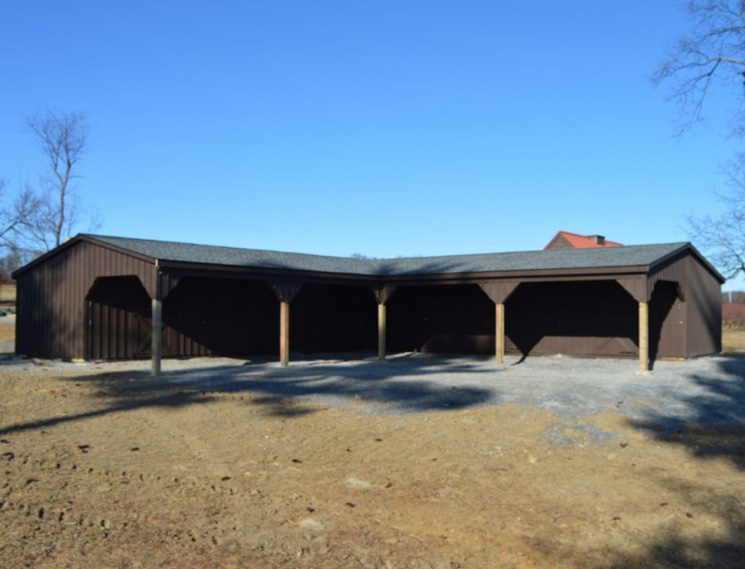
[1,355,745,569]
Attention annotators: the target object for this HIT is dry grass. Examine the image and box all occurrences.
[0,321,14,345]
[722,327,745,353]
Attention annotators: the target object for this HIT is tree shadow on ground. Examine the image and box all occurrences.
[600,481,745,569]
[0,353,498,436]
[598,356,745,569]
[629,356,745,469]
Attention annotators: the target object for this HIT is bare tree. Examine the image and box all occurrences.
[689,161,745,278]
[24,110,90,250]
[655,2,745,280]
[0,178,38,253]
[0,244,28,281]
[654,0,745,134]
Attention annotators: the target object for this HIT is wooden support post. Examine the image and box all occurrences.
[270,280,301,367]
[151,297,162,376]
[639,301,649,372]
[496,302,505,366]
[280,300,290,367]
[478,282,518,367]
[378,303,386,360]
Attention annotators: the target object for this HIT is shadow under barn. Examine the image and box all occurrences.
[162,277,278,358]
[504,280,682,361]
[85,276,152,360]
[83,276,684,364]
[86,276,280,359]
[387,284,495,355]
[290,283,377,355]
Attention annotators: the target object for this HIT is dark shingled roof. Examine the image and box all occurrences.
[86,234,691,277]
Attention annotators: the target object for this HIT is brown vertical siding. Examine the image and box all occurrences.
[649,281,685,358]
[685,255,722,356]
[504,280,639,358]
[387,284,495,354]
[291,283,376,353]
[649,249,688,290]
[647,253,687,358]
[159,277,278,358]
[16,240,156,359]
[86,276,152,359]
[87,274,283,360]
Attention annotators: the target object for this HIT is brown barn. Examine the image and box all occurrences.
[12,234,723,374]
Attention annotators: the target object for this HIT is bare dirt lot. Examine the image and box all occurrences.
[1,352,745,569]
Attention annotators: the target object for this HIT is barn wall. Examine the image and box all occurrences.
[503,278,684,359]
[16,241,156,359]
[504,281,639,358]
[161,277,278,358]
[637,251,688,359]
[86,276,152,359]
[685,255,722,356]
[387,285,495,354]
[385,280,687,359]
[87,278,379,360]
[79,275,282,360]
[291,284,377,354]
[649,280,685,359]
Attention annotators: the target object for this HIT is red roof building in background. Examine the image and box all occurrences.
[544,231,622,250]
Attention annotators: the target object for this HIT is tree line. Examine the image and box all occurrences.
[0,110,96,280]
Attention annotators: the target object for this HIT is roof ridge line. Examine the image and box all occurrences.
[86,233,690,263]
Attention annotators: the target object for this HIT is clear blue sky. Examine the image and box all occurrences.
[0,1,739,280]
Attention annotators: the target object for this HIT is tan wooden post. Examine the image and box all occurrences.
[639,301,649,372]
[478,282,518,367]
[151,297,162,376]
[280,300,290,367]
[373,284,395,361]
[378,302,386,360]
[496,302,505,366]
[270,280,301,367]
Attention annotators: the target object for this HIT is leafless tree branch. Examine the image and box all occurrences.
[687,156,745,279]
[0,178,43,273]
[23,110,92,251]
[654,0,745,134]
[656,2,745,281]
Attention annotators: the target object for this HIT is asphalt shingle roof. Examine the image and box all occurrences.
[86,234,690,277]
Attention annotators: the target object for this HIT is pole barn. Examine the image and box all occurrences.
[13,235,723,374]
